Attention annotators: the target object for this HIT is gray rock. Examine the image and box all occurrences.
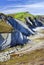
[0,14,35,50]
[0,30,29,50]
[34,18,43,27]
[0,52,10,62]
[7,16,35,36]
[25,17,43,29]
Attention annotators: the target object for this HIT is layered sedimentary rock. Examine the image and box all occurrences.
[0,30,29,50]
[6,16,35,36]
[25,17,43,28]
[25,17,36,28]
[34,18,43,27]
[0,13,43,50]
[0,14,34,50]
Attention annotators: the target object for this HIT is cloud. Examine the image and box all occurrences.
[0,8,28,14]
[0,2,44,15]
[2,2,44,8]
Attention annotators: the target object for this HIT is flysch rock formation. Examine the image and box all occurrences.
[6,16,35,36]
[0,13,44,62]
[25,17,36,28]
[25,17,43,29]
[0,31,29,50]
[0,14,32,50]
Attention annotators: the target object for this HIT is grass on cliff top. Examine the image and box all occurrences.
[0,48,44,65]
[0,12,35,32]
[8,12,34,23]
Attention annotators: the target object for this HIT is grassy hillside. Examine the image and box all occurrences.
[0,20,13,33]
[8,12,34,23]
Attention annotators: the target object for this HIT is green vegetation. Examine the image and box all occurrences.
[8,12,34,23]
[0,12,35,32]
[0,20,13,32]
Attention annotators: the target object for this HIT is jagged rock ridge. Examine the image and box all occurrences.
[0,13,44,50]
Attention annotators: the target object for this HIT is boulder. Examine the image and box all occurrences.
[11,31,28,47]
[0,52,10,62]
[0,30,29,50]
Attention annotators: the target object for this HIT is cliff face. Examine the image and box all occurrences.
[0,13,31,50]
[0,13,44,64]
[0,13,44,50]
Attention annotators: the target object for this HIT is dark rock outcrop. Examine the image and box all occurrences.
[25,17,43,29]
[0,13,43,50]
[0,31,29,50]
[11,31,28,47]
[0,14,31,50]
[6,16,35,36]
[25,17,36,29]
[34,18,43,27]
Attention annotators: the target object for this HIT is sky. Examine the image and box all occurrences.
[0,0,44,15]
